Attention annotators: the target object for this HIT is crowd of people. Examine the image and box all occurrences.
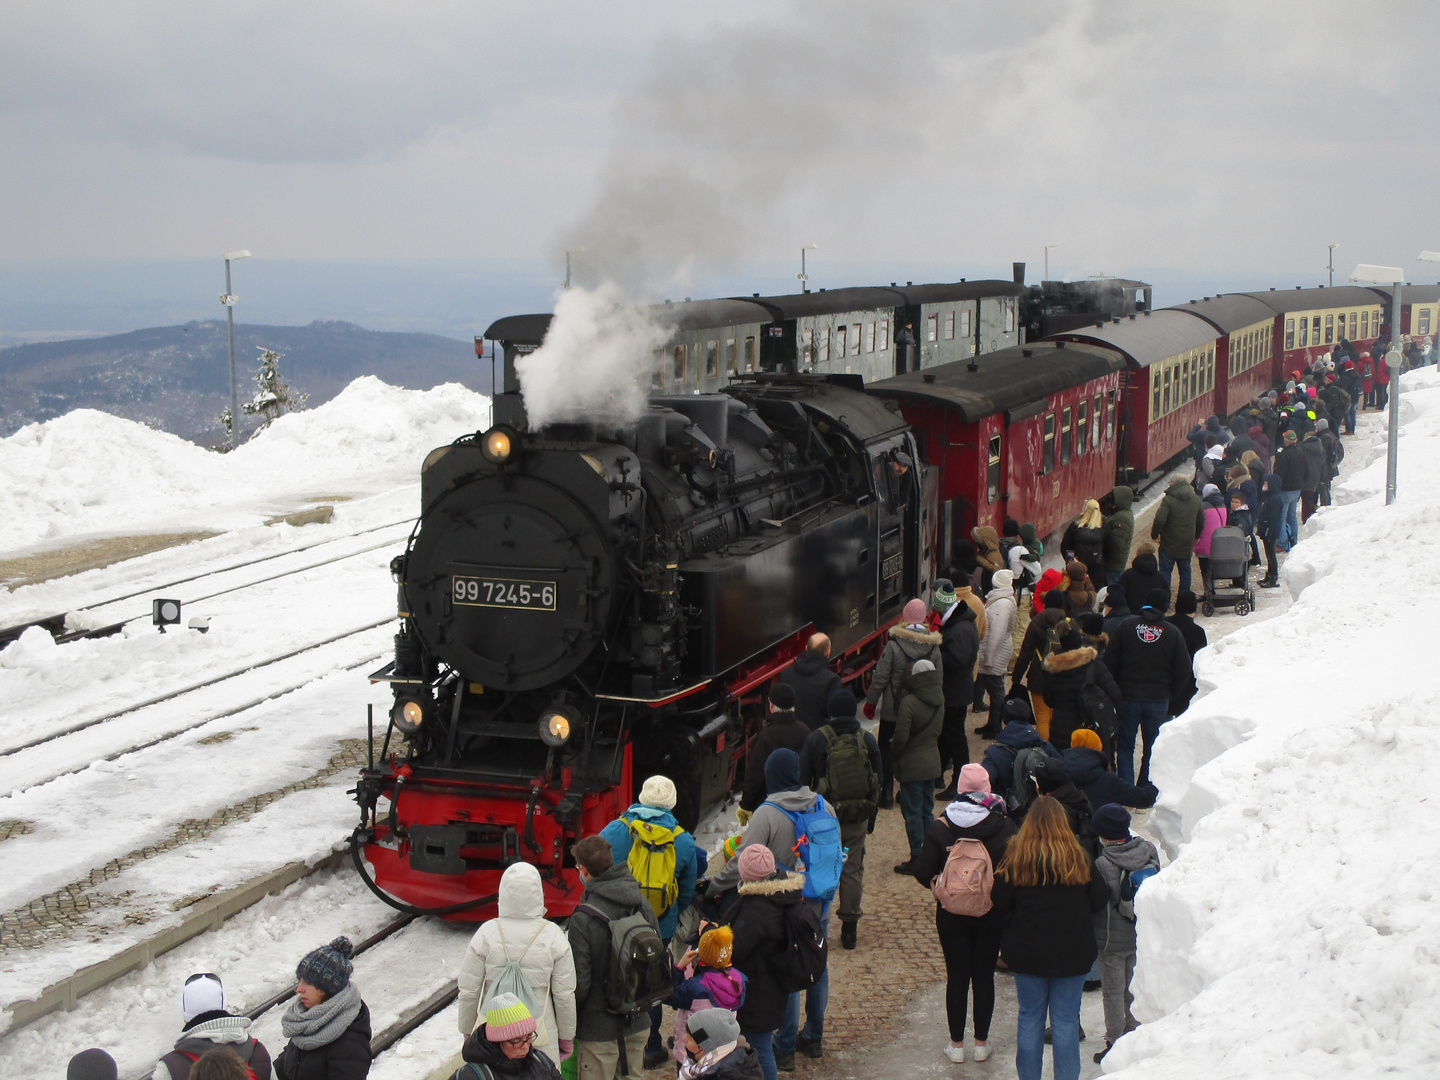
[64,348,1394,1080]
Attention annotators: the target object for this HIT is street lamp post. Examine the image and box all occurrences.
[563,248,585,289]
[798,244,817,292]
[221,250,251,448]
[1327,244,1337,287]
[1350,262,1404,504]
[1044,244,1058,281]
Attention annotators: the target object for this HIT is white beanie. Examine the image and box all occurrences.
[992,569,1014,590]
[181,973,226,1022]
[638,775,677,811]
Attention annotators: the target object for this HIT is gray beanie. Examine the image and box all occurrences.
[688,1007,741,1052]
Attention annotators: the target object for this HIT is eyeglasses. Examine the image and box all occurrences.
[501,1033,535,1049]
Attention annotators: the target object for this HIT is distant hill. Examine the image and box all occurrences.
[0,319,493,442]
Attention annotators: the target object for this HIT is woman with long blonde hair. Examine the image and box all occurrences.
[991,796,1107,1080]
[1062,500,1106,596]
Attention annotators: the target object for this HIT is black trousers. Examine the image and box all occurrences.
[938,704,971,780]
[878,718,896,801]
[1263,537,1278,581]
[936,908,1004,1042]
[978,674,1007,731]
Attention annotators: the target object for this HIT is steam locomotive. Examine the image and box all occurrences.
[352,365,934,918]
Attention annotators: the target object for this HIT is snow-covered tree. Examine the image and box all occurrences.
[242,347,308,431]
[213,406,234,451]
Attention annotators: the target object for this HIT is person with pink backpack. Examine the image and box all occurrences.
[909,764,1015,1064]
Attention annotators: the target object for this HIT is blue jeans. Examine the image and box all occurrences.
[1345,404,1357,433]
[1106,569,1122,588]
[1156,550,1190,598]
[742,1029,776,1080]
[1278,489,1301,549]
[775,969,829,1053]
[1013,973,1087,1080]
[898,779,933,859]
[1117,699,1169,784]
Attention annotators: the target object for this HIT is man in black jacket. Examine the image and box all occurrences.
[1061,729,1158,810]
[1103,588,1194,787]
[777,634,842,731]
[798,689,882,950]
[1274,429,1306,549]
[740,683,812,819]
[934,582,980,797]
[567,836,662,1079]
[1299,429,1326,523]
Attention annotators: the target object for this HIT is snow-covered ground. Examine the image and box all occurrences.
[1105,372,1440,1078]
[0,377,490,556]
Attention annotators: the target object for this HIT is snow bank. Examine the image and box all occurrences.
[0,377,490,552]
[1106,370,1440,1077]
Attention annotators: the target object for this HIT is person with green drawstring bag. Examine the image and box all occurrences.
[600,775,700,1070]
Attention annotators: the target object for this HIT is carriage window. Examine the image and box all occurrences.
[1076,400,1089,455]
[944,311,955,340]
[743,337,756,373]
[798,331,810,371]
[705,340,719,378]
[865,321,876,352]
[817,328,829,364]
[673,344,687,381]
[1192,353,1200,399]
[1181,357,1191,402]
[1286,318,1296,349]
[1005,299,1016,333]
[987,435,1002,503]
[1421,308,1433,336]
[725,338,737,374]
[1360,311,1368,338]
[1106,389,1117,441]
[879,320,889,351]
[1042,413,1056,474]
[838,324,849,359]
[959,309,971,338]
[1162,366,1172,414]
[1349,311,1358,338]
[1061,407,1073,465]
[1151,368,1162,421]
[1093,395,1104,446]
[1325,314,1334,343]
[927,314,938,342]
[652,348,665,388]
[1298,318,1309,347]
[852,324,862,354]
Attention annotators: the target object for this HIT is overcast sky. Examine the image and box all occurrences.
[3,1,1439,296]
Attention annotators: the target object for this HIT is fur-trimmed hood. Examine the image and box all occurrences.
[890,625,942,646]
[1043,644,1098,673]
[736,870,805,897]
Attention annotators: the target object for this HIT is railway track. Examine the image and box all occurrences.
[0,517,412,648]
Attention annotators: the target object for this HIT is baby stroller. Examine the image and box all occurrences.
[1201,525,1254,616]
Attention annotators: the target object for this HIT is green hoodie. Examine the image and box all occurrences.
[890,667,945,783]
[1150,479,1205,560]
[1018,522,1043,560]
[1102,486,1135,572]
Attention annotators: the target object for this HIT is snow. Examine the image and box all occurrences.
[1104,371,1440,1078]
[0,377,490,553]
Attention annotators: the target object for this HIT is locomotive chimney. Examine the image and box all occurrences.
[1013,262,1026,285]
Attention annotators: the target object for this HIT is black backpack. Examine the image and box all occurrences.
[1077,665,1119,763]
[770,900,828,993]
[574,903,672,1018]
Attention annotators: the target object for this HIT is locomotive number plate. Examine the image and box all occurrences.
[452,575,557,611]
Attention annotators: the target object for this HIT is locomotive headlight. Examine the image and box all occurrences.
[392,696,427,734]
[481,425,516,464]
[539,706,577,747]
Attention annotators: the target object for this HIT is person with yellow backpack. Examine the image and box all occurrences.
[600,775,700,1070]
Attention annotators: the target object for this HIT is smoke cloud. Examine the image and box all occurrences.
[514,282,670,428]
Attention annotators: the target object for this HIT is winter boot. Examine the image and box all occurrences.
[841,920,858,950]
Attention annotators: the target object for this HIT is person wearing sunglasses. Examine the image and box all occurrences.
[152,972,272,1079]
[455,993,562,1080]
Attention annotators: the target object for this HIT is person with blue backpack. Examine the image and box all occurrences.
[706,749,842,1072]
[600,775,700,1069]
[1090,804,1161,1064]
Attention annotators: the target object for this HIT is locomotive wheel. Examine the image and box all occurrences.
[1234,599,1251,617]
[1200,600,1216,617]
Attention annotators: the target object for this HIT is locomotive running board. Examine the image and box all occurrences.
[368,660,425,685]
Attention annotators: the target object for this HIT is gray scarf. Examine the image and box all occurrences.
[281,982,362,1050]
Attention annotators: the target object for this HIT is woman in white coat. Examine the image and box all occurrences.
[456,861,578,1066]
[974,569,1018,740]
